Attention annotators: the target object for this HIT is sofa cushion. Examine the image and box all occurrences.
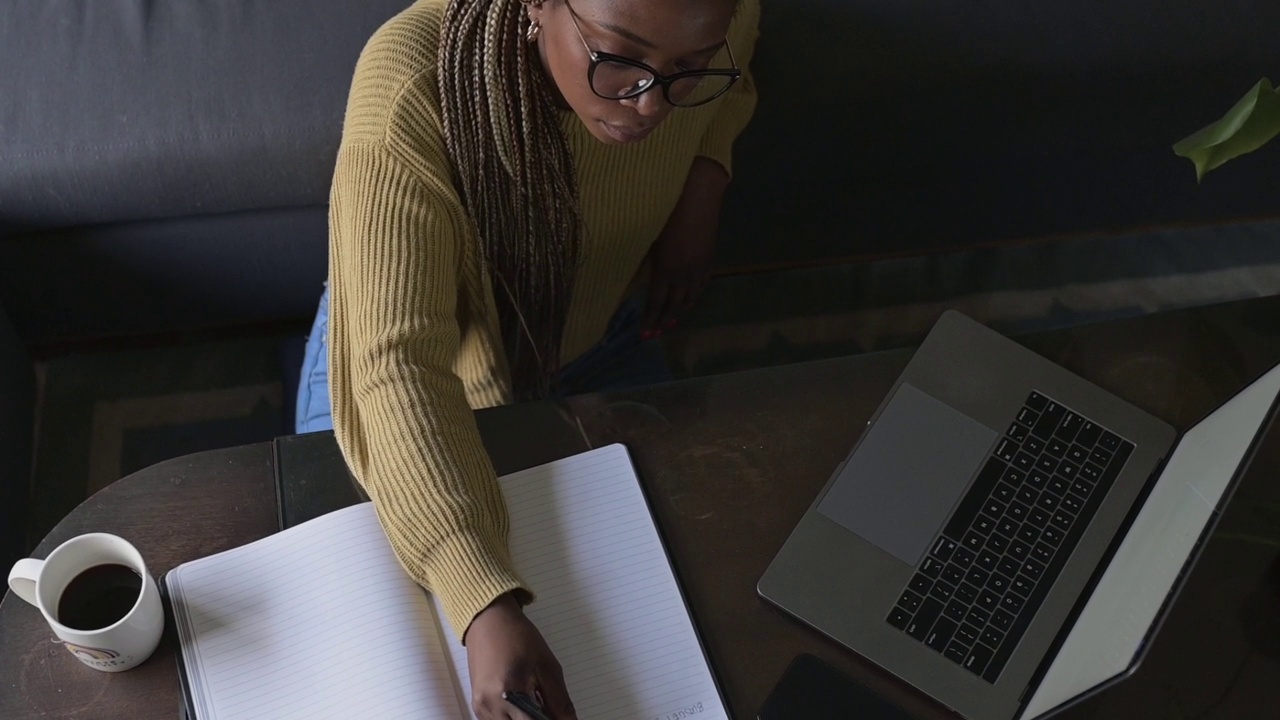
[0,0,411,232]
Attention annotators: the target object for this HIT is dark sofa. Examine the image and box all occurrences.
[1,1,1277,564]
[2,0,1278,345]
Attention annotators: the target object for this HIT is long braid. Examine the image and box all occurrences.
[439,0,582,400]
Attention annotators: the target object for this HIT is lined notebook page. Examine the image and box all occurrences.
[168,503,464,719]
[440,444,727,720]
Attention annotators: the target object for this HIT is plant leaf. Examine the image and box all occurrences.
[1173,78,1280,182]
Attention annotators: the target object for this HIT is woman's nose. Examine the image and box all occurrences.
[622,89,667,118]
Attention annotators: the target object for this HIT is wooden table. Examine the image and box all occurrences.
[5,296,1280,719]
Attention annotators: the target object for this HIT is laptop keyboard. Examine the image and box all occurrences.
[884,391,1134,684]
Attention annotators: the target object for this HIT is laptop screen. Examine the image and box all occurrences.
[1018,362,1280,720]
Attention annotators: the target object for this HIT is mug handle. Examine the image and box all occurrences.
[7,558,44,607]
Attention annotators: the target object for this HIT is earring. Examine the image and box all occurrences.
[521,0,543,43]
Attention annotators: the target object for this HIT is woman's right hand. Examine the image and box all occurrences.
[464,594,578,720]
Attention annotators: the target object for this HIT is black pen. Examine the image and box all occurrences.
[502,690,554,720]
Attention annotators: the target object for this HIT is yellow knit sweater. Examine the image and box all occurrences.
[328,0,758,638]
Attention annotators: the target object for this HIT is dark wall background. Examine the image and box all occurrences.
[720,0,1279,266]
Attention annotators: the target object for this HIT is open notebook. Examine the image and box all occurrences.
[164,444,725,720]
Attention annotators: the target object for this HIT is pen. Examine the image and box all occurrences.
[502,690,554,720]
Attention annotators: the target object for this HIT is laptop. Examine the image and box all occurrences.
[758,310,1280,720]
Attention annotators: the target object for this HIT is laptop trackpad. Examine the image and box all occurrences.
[818,383,998,566]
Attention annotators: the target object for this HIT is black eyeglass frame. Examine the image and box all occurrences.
[564,0,742,108]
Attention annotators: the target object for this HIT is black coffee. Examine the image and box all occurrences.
[56,563,143,631]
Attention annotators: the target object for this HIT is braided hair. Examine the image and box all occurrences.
[438,0,581,400]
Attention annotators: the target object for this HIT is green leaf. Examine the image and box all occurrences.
[1173,78,1280,182]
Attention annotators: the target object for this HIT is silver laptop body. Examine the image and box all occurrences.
[760,310,1280,720]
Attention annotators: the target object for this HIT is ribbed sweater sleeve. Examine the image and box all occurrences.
[327,2,530,639]
[328,139,530,639]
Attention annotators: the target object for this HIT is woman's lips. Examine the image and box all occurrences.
[599,120,655,143]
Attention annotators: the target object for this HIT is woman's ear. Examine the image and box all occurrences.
[522,0,545,24]
[522,0,546,44]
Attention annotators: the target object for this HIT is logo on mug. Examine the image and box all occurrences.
[63,642,120,663]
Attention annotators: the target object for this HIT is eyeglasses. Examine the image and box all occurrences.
[564,0,741,108]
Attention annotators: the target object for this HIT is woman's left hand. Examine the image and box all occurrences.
[644,221,715,338]
[642,157,731,338]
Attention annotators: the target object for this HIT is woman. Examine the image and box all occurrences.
[297,0,757,716]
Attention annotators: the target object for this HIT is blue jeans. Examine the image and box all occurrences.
[295,285,672,434]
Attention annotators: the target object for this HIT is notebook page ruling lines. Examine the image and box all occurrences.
[500,444,726,720]
[173,503,462,719]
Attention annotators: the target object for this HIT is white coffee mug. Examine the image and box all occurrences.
[7,533,164,672]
